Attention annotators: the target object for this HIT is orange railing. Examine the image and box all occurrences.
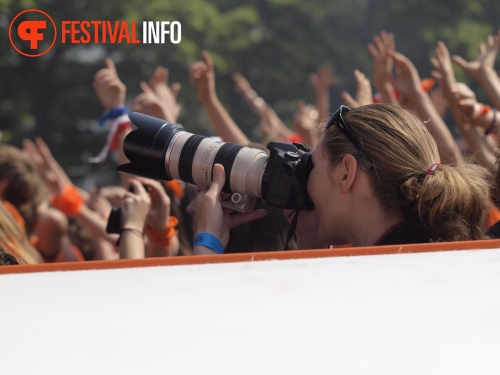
[1,239,500,275]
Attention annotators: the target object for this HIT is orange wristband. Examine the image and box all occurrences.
[51,185,84,217]
[146,216,179,249]
[163,180,185,199]
[476,104,491,122]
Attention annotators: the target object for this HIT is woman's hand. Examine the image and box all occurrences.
[310,66,335,93]
[148,66,182,123]
[368,31,399,104]
[93,57,126,111]
[134,81,170,120]
[140,178,171,231]
[452,30,500,80]
[390,50,424,107]
[120,180,151,231]
[22,137,72,194]
[189,51,216,104]
[193,164,267,253]
[340,69,373,108]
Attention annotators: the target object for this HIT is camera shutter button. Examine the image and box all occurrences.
[285,151,300,161]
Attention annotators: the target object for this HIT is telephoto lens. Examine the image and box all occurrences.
[118,112,313,212]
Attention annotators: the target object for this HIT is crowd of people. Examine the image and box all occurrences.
[1,29,500,265]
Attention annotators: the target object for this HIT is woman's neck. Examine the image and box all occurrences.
[346,204,404,247]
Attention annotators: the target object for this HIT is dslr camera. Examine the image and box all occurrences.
[117,113,314,213]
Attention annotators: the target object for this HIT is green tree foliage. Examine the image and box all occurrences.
[1,0,499,184]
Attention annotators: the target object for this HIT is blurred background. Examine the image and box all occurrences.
[1,0,499,187]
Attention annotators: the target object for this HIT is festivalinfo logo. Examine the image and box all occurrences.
[9,9,182,58]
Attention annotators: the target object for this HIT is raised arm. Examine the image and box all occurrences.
[390,50,464,166]
[92,57,131,187]
[189,51,250,145]
[368,31,399,105]
[431,41,496,171]
[148,66,182,122]
[232,71,294,144]
[310,66,335,122]
[232,72,267,118]
[119,180,150,259]
[340,69,373,108]
[453,30,500,109]
[293,100,319,148]
[141,178,180,257]
[23,138,118,245]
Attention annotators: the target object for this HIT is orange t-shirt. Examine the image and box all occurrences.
[487,204,500,228]
[2,201,25,231]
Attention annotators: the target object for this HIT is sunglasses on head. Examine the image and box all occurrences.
[325,105,373,170]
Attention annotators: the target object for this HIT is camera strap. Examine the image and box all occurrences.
[283,164,304,250]
[285,209,300,250]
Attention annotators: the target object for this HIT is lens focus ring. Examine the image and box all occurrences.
[213,143,244,193]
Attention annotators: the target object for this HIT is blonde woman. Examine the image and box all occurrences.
[193,104,491,254]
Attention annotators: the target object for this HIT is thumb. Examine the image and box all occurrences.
[105,57,116,72]
[340,90,359,108]
[140,81,154,94]
[202,50,214,71]
[452,55,467,69]
[171,82,181,98]
[207,164,225,199]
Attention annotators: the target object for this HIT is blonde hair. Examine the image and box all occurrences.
[0,145,45,235]
[323,103,490,241]
[0,202,42,264]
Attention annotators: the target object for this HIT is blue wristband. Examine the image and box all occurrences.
[194,232,224,254]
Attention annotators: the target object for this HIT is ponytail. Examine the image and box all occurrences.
[401,164,490,241]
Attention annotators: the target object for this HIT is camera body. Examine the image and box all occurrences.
[117,112,314,213]
[106,207,122,234]
[262,141,314,210]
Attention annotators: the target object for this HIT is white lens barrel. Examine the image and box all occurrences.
[230,147,267,198]
[164,131,267,198]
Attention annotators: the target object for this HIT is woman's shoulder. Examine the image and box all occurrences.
[486,220,500,239]
[376,224,428,246]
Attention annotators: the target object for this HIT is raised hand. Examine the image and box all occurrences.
[93,57,126,110]
[134,81,170,120]
[140,178,171,232]
[430,41,457,98]
[340,69,373,108]
[310,66,335,93]
[310,66,335,123]
[233,72,254,96]
[120,180,151,232]
[368,31,398,104]
[189,50,216,104]
[148,66,182,123]
[389,50,423,106]
[452,30,500,80]
[429,88,448,118]
[294,100,319,147]
[22,137,72,194]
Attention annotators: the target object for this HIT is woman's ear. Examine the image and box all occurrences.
[339,154,358,193]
